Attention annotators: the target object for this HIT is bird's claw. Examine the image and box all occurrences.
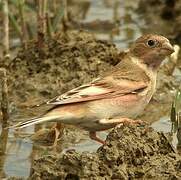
[122,118,144,126]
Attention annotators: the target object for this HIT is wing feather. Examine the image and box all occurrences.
[47,77,148,105]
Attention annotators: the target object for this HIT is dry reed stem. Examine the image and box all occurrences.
[2,0,9,57]
[0,68,9,127]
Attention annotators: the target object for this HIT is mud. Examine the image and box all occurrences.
[27,126,181,180]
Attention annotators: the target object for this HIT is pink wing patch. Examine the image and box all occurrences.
[47,78,147,105]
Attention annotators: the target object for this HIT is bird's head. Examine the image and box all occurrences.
[130,34,174,69]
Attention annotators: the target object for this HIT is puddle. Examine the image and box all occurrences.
[151,116,172,133]
[4,140,32,177]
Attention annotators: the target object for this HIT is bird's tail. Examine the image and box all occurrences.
[10,115,60,129]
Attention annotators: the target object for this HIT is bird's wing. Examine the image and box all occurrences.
[46,75,148,105]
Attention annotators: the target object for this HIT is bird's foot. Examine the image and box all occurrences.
[115,118,144,129]
[121,118,143,126]
[98,118,145,130]
[99,118,143,126]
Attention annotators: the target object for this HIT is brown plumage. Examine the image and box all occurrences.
[11,34,174,144]
[130,34,174,68]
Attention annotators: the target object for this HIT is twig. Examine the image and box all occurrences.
[37,0,47,49]
[37,0,43,49]
[42,0,47,34]
[18,0,28,49]
[46,12,53,38]
[0,68,9,127]
[113,0,121,22]
[63,0,68,22]
[62,0,69,34]
[2,0,9,57]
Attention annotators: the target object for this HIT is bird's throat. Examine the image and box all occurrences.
[140,52,165,70]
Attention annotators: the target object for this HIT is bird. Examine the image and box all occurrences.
[11,34,174,144]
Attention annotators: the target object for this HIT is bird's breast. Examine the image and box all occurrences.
[88,76,157,120]
[88,93,146,119]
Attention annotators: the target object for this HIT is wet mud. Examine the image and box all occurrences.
[28,126,181,180]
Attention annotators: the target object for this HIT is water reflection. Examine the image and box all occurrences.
[3,129,32,177]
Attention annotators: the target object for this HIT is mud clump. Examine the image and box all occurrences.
[29,126,181,180]
[7,31,120,106]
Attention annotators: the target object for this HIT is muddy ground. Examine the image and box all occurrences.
[28,126,181,180]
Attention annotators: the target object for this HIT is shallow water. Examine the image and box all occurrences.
[0,0,180,178]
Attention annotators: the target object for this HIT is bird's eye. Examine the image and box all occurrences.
[147,39,157,47]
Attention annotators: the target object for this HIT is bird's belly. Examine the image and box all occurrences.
[88,94,148,119]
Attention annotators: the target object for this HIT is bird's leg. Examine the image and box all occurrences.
[89,131,106,145]
[99,118,143,126]
[52,125,60,147]
[50,123,63,147]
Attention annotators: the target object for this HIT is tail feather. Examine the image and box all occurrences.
[10,115,60,129]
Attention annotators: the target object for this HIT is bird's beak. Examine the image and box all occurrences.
[162,42,175,55]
